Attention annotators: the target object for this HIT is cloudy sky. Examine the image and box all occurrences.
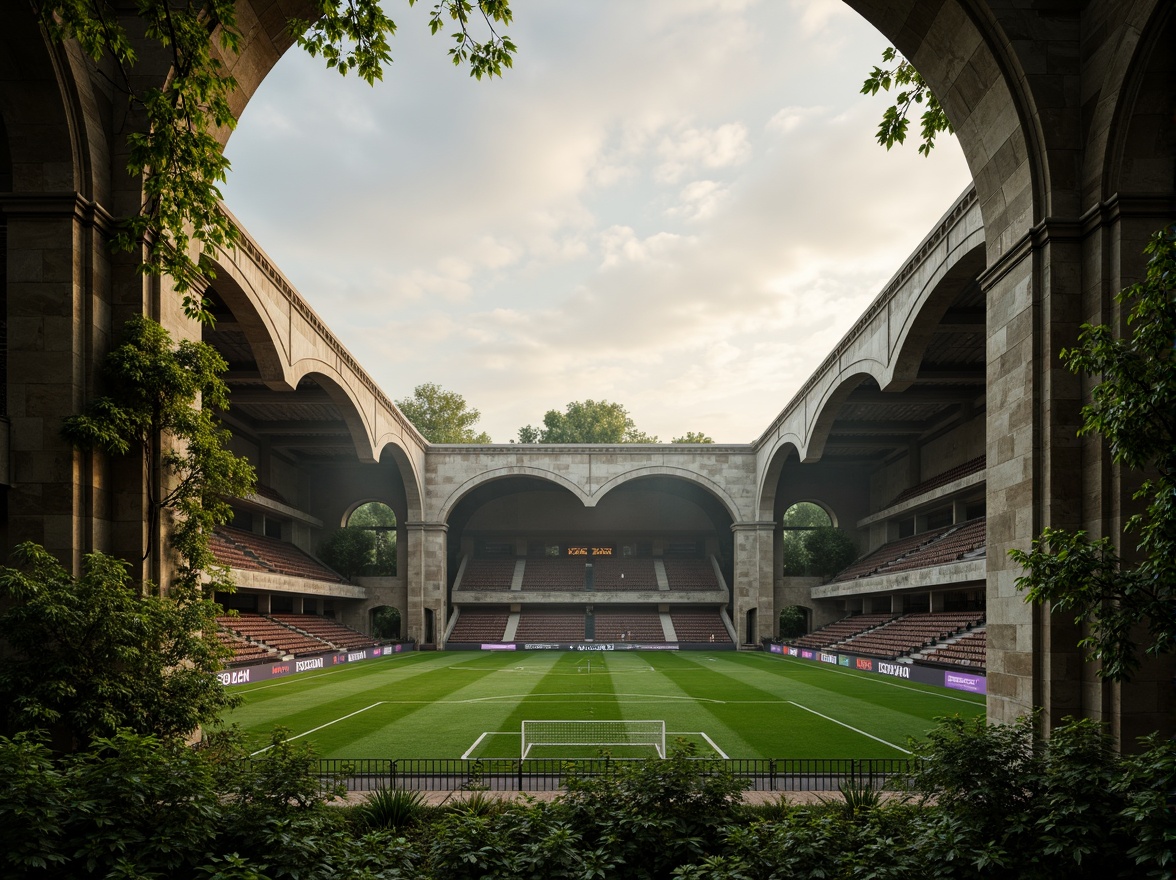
[220,0,973,444]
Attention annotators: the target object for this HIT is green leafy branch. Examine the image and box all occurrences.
[861,47,953,157]
[35,0,516,321]
[1010,225,1176,680]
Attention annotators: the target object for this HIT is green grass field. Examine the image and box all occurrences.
[219,651,985,760]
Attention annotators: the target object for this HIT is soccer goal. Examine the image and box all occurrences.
[520,720,666,759]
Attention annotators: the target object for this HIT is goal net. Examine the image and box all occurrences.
[521,720,666,759]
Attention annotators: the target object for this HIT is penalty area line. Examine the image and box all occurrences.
[250,701,385,756]
[786,700,912,755]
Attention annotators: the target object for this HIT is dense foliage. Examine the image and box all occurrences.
[2,722,1172,879]
[396,382,493,443]
[0,543,235,750]
[517,399,658,443]
[1010,226,1176,680]
[61,315,255,594]
[36,0,516,319]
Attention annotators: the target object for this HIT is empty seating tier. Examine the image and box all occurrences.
[449,608,510,642]
[831,518,985,582]
[213,526,344,583]
[268,614,379,650]
[662,558,720,591]
[920,627,987,669]
[593,607,666,642]
[669,609,731,643]
[790,613,897,649]
[458,558,517,591]
[888,456,985,507]
[591,557,659,591]
[216,629,274,666]
[216,613,333,656]
[836,611,984,660]
[521,557,587,591]
[514,608,586,641]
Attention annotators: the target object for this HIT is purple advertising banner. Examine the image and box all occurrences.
[944,671,987,694]
[444,640,717,652]
[769,643,784,654]
[217,643,409,686]
[481,643,518,651]
[772,647,986,695]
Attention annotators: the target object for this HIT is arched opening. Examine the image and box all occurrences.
[344,501,397,577]
[370,604,401,640]
[780,501,835,577]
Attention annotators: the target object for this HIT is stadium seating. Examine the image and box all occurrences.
[662,558,721,591]
[216,613,333,656]
[212,526,345,583]
[457,558,517,591]
[514,608,586,640]
[591,557,659,591]
[593,607,666,641]
[920,627,987,669]
[835,611,984,659]
[520,557,588,591]
[216,629,275,665]
[670,608,731,642]
[790,613,897,649]
[888,456,985,507]
[830,518,985,583]
[448,608,510,642]
[269,614,379,650]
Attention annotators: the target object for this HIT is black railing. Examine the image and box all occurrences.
[305,757,913,793]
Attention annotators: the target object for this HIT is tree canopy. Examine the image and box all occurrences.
[395,383,493,443]
[36,0,517,320]
[517,400,657,444]
[1010,226,1176,681]
[672,432,715,443]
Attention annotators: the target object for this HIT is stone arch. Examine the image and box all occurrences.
[202,251,290,389]
[593,467,743,523]
[844,0,1041,245]
[290,368,379,462]
[756,438,803,520]
[436,466,592,524]
[374,442,425,523]
[886,241,987,389]
[1089,1,1173,200]
[781,499,836,529]
[803,369,883,463]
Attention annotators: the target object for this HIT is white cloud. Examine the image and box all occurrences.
[221,0,973,443]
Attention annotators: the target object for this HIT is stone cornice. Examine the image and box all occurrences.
[426,444,755,455]
[0,191,117,233]
[753,185,979,451]
[216,204,428,448]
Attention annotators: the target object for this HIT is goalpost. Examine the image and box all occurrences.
[521,720,666,759]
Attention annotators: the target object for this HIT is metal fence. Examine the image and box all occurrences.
[307,757,913,793]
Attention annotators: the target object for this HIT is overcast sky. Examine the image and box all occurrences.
[220,0,973,444]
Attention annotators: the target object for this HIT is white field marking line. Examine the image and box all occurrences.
[785,700,912,755]
[461,731,519,760]
[462,731,490,760]
[748,653,985,706]
[698,731,729,759]
[249,701,386,756]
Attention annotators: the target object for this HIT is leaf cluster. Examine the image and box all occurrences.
[39,0,516,319]
[1010,225,1176,680]
[672,432,715,444]
[36,0,244,318]
[0,542,236,750]
[62,316,255,591]
[782,526,858,579]
[862,47,953,156]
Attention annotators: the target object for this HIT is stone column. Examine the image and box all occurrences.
[730,521,776,644]
[405,521,448,646]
